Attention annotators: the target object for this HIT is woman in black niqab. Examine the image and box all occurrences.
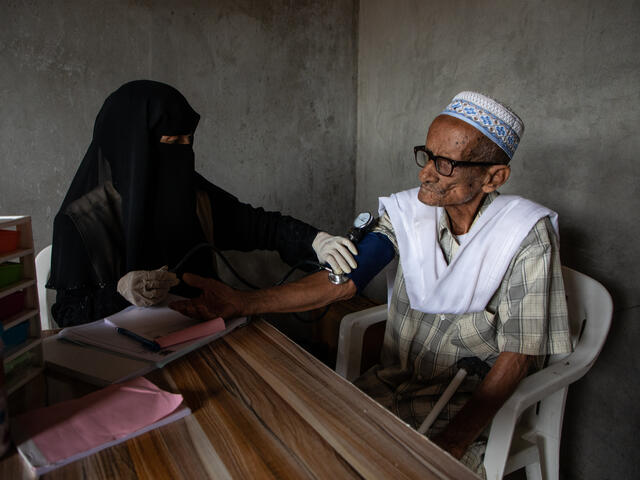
[48,80,320,327]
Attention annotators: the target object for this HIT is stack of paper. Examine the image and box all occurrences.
[58,304,228,363]
[11,377,190,475]
[44,299,247,385]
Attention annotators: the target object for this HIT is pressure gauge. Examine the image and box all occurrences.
[353,212,374,229]
[325,212,378,284]
[347,212,376,244]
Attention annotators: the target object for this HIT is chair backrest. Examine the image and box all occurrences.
[554,265,613,373]
[35,245,53,330]
[483,266,613,478]
[522,266,613,433]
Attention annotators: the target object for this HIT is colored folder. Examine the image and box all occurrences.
[11,377,190,475]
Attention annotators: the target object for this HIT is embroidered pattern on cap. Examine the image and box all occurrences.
[441,92,523,159]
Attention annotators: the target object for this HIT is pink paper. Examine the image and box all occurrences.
[155,316,225,348]
[13,377,183,463]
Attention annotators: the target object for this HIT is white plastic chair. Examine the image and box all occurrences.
[335,266,613,479]
[35,245,53,330]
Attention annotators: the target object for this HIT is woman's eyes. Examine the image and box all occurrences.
[160,135,191,144]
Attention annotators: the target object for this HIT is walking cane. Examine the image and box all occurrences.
[418,356,490,434]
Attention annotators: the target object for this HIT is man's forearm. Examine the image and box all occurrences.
[240,271,357,315]
[171,271,357,320]
[432,352,533,459]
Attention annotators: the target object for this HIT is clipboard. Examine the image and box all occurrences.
[44,299,247,386]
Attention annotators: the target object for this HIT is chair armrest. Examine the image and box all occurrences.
[335,304,388,381]
[484,352,592,478]
[498,349,595,419]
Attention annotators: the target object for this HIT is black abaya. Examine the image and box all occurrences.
[48,81,318,327]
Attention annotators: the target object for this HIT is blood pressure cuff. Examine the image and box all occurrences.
[346,232,396,292]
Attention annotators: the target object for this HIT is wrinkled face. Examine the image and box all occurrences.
[417,115,489,207]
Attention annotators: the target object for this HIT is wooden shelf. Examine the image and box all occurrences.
[0,248,34,263]
[1,216,44,397]
[0,278,35,299]
[3,337,43,363]
[1,308,39,330]
[6,365,45,396]
[0,216,31,229]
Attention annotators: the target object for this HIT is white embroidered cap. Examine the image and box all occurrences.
[440,91,524,160]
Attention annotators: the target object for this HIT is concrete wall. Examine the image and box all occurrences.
[357,1,639,479]
[0,0,357,285]
[2,0,638,477]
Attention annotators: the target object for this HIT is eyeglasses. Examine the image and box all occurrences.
[413,145,501,177]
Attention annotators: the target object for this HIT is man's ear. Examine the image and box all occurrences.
[482,165,511,193]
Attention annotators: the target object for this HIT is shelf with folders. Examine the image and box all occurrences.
[0,216,44,395]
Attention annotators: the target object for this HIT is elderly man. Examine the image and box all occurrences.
[171,91,572,475]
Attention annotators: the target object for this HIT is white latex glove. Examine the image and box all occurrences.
[117,265,180,307]
[312,232,358,274]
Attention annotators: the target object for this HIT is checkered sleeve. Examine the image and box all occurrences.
[496,217,572,356]
[373,212,399,252]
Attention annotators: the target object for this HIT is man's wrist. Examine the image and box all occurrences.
[234,289,273,317]
[432,433,466,460]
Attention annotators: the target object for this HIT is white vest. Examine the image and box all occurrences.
[379,188,558,314]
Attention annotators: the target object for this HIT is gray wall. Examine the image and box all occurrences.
[357,1,639,479]
[0,0,357,285]
[2,0,638,478]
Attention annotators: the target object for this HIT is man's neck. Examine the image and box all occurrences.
[445,193,488,235]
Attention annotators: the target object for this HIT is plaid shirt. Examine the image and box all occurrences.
[354,192,572,474]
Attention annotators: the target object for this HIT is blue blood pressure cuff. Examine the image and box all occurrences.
[346,232,396,292]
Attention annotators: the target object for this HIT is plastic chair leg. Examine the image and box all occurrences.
[534,388,566,480]
[525,461,543,480]
[538,434,561,480]
[484,410,518,479]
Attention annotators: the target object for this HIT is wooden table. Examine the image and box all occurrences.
[1,320,477,479]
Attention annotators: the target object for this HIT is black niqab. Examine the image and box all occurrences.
[49,80,209,290]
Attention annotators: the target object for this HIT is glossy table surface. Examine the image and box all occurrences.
[1,320,477,479]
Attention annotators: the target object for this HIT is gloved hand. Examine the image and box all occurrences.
[117,265,180,307]
[312,232,358,274]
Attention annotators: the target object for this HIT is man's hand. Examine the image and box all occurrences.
[430,352,533,459]
[312,232,358,274]
[117,265,180,307]
[431,435,467,460]
[169,273,245,320]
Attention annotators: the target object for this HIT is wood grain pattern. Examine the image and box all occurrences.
[1,320,478,479]
[224,321,475,479]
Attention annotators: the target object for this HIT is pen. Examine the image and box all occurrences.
[116,327,161,352]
